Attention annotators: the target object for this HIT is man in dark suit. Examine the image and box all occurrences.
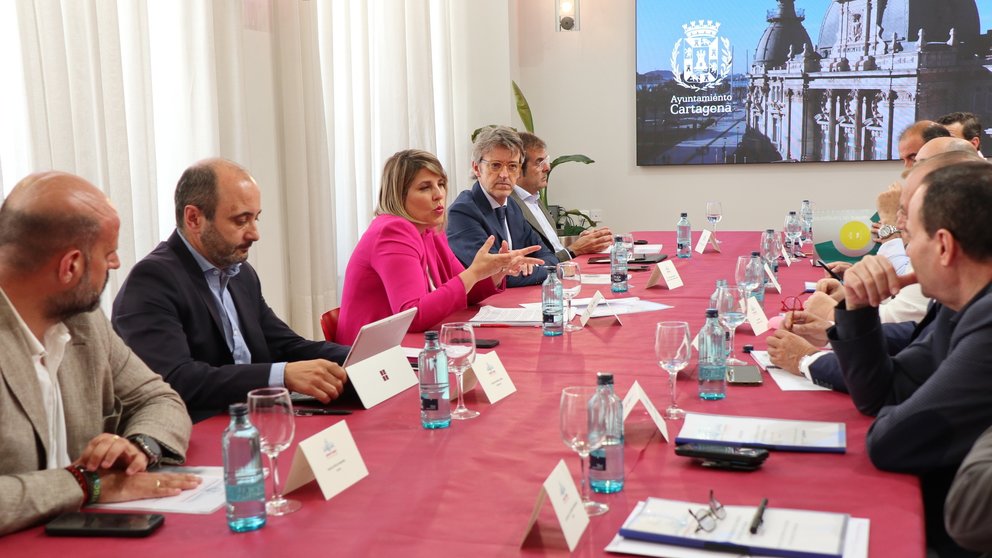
[510,132,612,262]
[113,159,349,420]
[829,160,992,557]
[447,126,556,287]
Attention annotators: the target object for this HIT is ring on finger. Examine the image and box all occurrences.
[156,479,161,489]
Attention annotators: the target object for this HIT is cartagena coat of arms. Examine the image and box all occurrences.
[671,20,732,91]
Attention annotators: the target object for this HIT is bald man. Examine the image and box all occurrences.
[113,159,350,420]
[0,172,197,536]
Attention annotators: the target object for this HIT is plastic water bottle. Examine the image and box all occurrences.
[760,229,779,279]
[222,403,266,533]
[676,212,692,258]
[542,266,564,336]
[750,251,765,304]
[698,309,727,400]
[800,199,814,249]
[610,236,629,293]
[419,331,451,429]
[589,372,624,493]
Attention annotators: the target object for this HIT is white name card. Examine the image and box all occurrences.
[781,247,793,266]
[578,291,623,327]
[621,381,670,442]
[469,351,516,404]
[284,421,369,500]
[347,345,419,409]
[746,297,770,335]
[764,263,782,293]
[695,229,720,254]
[645,260,683,290]
[521,459,590,552]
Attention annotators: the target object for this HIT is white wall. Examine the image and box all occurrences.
[511,0,902,232]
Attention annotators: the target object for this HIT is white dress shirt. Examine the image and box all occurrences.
[513,185,564,252]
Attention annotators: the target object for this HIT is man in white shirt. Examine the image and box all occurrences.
[510,132,612,261]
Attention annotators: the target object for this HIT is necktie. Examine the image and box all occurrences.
[494,205,507,229]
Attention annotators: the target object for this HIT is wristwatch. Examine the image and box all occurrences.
[128,434,163,468]
[877,224,900,240]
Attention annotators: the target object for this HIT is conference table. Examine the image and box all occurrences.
[3,231,924,557]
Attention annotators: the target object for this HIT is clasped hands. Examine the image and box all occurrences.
[74,433,201,504]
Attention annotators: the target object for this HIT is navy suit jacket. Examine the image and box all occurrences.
[829,287,992,557]
[808,318,924,393]
[446,182,558,287]
[112,231,350,420]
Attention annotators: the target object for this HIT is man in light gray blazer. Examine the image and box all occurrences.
[0,172,199,536]
[510,132,612,261]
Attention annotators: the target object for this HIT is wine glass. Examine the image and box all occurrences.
[440,322,479,420]
[620,233,635,262]
[785,211,803,257]
[716,285,748,365]
[557,262,582,332]
[560,386,608,516]
[735,255,763,298]
[655,321,691,419]
[247,387,301,516]
[705,201,723,241]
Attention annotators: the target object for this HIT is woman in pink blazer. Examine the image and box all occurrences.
[337,150,542,345]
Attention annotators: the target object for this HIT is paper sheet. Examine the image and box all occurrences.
[90,466,225,514]
[751,350,831,392]
[676,412,846,452]
[521,297,672,318]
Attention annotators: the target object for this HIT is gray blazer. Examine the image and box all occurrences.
[0,296,192,535]
[509,191,572,262]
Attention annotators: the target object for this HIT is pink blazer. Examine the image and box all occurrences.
[337,215,502,345]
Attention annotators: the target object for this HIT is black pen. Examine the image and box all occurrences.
[816,259,844,284]
[749,498,768,534]
[294,409,353,416]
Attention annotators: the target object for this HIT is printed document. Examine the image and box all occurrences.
[90,466,224,514]
[676,412,846,452]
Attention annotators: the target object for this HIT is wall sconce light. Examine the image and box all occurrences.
[555,0,579,32]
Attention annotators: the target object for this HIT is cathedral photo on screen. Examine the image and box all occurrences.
[636,0,992,165]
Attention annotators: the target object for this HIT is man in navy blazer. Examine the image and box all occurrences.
[113,159,350,421]
[447,126,557,287]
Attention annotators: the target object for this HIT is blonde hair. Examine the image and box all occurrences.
[376,149,448,228]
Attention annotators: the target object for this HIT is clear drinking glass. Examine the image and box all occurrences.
[557,261,582,333]
[716,285,748,365]
[440,322,479,420]
[705,201,723,241]
[247,387,301,516]
[560,386,608,516]
[734,255,763,296]
[655,321,691,419]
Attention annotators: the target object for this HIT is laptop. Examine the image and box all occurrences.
[291,307,417,405]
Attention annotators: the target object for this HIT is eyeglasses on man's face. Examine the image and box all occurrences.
[480,159,521,175]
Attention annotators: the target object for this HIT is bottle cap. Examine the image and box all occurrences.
[425,330,439,341]
[229,402,248,416]
[751,251,760,256]
[766,228,774,233]
[614,235,623,242]
[743,344,754,353]
[705,308,718,318]
[789,210,797,215]
[680,212,688,217]
[596,372,615,385]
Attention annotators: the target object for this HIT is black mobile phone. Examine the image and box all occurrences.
[674,443,769,471]
[45,512,165,537]
[727,365,763,386]
[475,338,500,349]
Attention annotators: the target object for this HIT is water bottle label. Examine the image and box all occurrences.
[543,312,558,324]
[589,452,606,471]
[611,272,626,283]
[421,396,439,411]
[226,480,266,503]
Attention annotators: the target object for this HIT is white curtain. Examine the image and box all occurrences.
[0,0,480,338]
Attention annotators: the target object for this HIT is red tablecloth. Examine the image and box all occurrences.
[0,231,924,557]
